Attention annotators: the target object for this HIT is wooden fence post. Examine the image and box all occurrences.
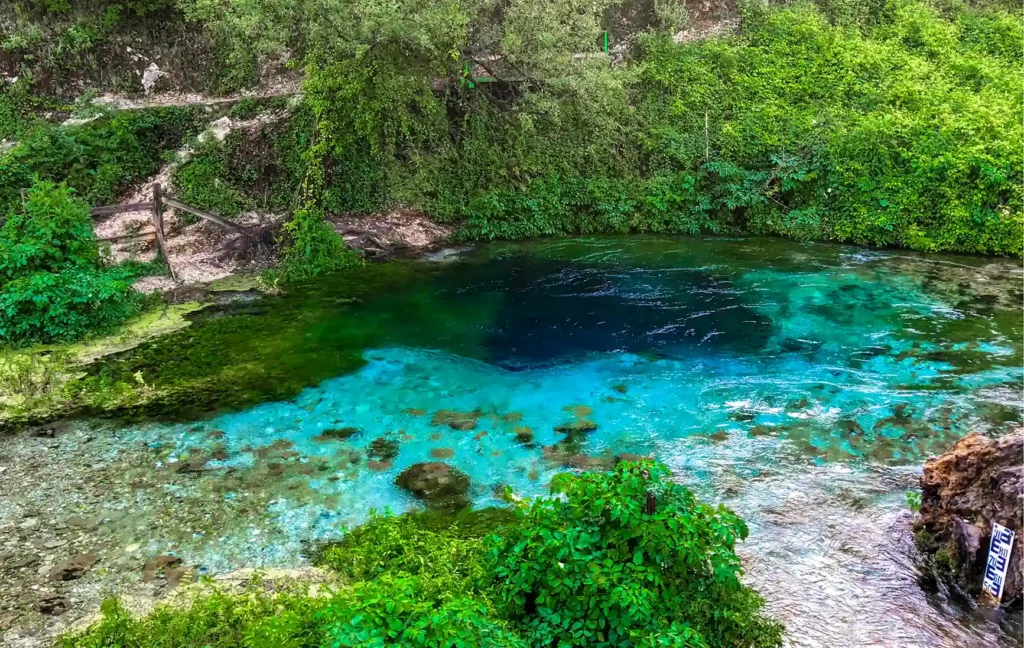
[151,183,178,282]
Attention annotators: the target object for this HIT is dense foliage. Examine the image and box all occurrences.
[170,101,309,219]
[0,106,203,217]
[3,0,1019,285]
[60,462,782,648]
[0,0,248,136]
[0,182,146,343]
[185,0,1020,258]
[487,463,782,648]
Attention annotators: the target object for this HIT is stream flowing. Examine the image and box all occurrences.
[92,237,1024,646]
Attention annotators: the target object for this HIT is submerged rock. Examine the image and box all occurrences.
[143,555,182,582]
[32,421,75,439]
[394,462,470,510]
[554,419,598,434]
[367,437,400,462]
[432,409,481,431]
[563,404,593,418]
[313,427,360,442]
[614,453,653,464]
[541,444,614,472]
[143,555,191,592]
[914,430,1023,604]
[513,426,534,445]
[36,594,68,616]
[49,553,98,582]
[367,460,393,472]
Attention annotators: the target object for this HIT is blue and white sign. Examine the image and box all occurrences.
[982,523,1016,602]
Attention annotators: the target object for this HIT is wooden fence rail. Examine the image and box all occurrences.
[90,183,254,283]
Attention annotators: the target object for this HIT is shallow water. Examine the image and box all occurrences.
[104,237,1022,646]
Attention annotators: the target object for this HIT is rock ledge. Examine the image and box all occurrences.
[914,430,1023,604]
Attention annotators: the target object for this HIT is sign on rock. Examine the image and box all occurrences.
[982,523,1016,602]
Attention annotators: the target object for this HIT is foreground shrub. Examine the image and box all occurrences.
[320,576,525,648]
[63,463,782,648]
[0,182,144,343]
[57,587,326,648]
[318,508,516,599]
[0,106,203,217]
[487,462,782,648]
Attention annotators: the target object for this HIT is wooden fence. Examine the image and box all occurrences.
[90,183,253,282]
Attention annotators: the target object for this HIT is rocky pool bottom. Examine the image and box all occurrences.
[0,236,1022,647]
[0,419,1020,648]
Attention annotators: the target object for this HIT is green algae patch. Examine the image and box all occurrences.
[0,292,261,427]
[0,302,209,428]
[206,274,263,293]
[58,259,501,423]
[70,301,208,364]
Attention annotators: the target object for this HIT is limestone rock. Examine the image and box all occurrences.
[914,430,1023,604]
[141,62,167,94]
[32,421,74,438]
[367,437,400,462]
[614,453,653,464]
[394,462,470,510]
[554,419,598,434]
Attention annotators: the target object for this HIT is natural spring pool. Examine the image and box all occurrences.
[12,236,1024,647]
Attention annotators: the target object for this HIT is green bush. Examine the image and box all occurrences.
[319,508,517,599]
[634,0,1023,254]
[277,205,361,282]
[486,462,782,648]
[170,138,248,218]
[0,181,145,343]
[170,107,312,220]
[58,588,325,648]
[0,76,48,142]
[320,576,525,648]
[62,464,782,648]
[0,107,203,217]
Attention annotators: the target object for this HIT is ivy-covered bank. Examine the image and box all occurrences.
[2,0,1021,288]
[207,0,1020,276]
[60,462,784,648]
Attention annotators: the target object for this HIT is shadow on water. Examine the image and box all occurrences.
[437,252,775,368]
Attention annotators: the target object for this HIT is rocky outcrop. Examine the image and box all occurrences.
[914,430,1023,604]
[394,462,470,510]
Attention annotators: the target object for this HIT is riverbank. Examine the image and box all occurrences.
[7,458,787,648]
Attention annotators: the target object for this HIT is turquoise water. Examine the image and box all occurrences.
[111,237,1021,647]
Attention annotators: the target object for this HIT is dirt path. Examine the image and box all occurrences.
[91,76,302,111]
[94,112,285,290]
